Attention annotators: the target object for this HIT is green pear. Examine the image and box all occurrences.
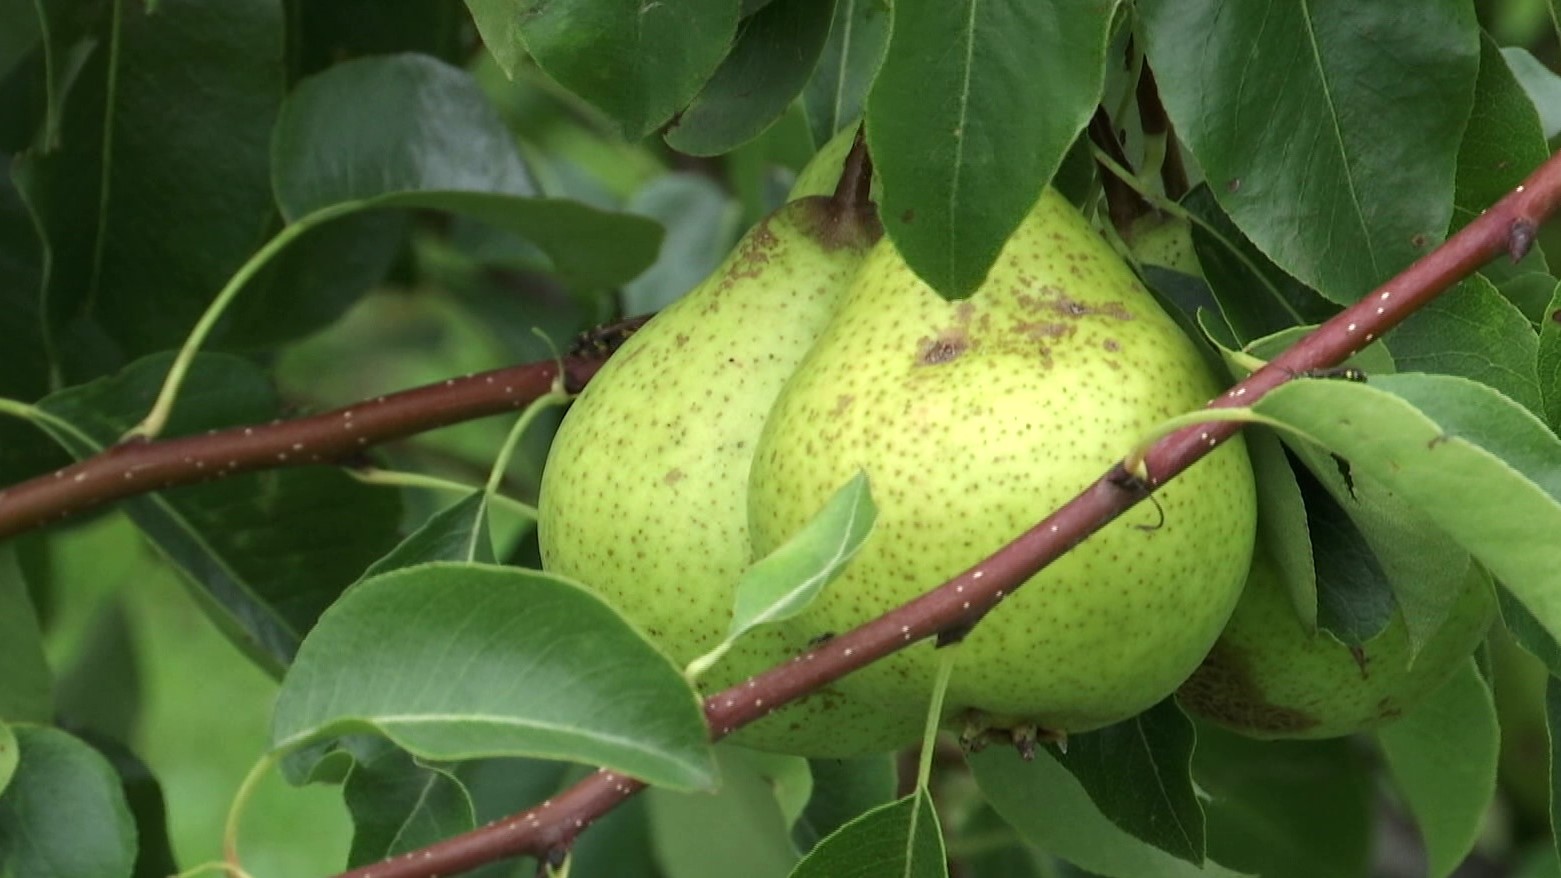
[788,125,858,200]
[1177,546,1495,739]
[1125,212,1198,276]
[749,187,1258,742]
[538,192,921,756]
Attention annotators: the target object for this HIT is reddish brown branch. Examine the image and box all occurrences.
[0,356,609,541]
[333,151,1561,878]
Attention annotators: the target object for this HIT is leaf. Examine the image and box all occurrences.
[1299,468,1395,646]
[1247,375,1561,658]
[970,747,1246,878]
[792,754,897,852]
[1141,1,1479,305]
[1539,283,1561,435]
[88,735,179,878]
[1546,676,1561,861]
[466,0,738,140]
[789,789,947,878]
[1385,275,1542,418]
[1456,38,1552,230]
[621,173,741,316]
[0,173,50,403]
[1051,699,1204,864]
[1245,428,1315,631]
[37,353,403,673]
[0,721,14,796]
[665,0,837,156]
[272,53,663,290]
[0,724,136,878]
[648,747,803,878]
[0,545,51,723]
[272,562,716,792]
[1376,660,1498,878]
[799,0,889,149]
[342,740,477,868]
[1193,723,1373,878]
[867,0,1117,298]
[1503,46,1561,139]
[13,0,286,361]
[361,493,496,579]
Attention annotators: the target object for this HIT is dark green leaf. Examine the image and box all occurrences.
[867,0,1117,297]
[1386,275,1542,417]
[289,0,472,79]
[1547,676,1561,862]
[1053,700,1203,864]
[970,747,1244,877]
[570,792,662,878]
[0,722,13,796]
[647,746,802,878]
[1141,1,1478,304]
[273,563,717,791]
[1246,429,1315,632]
[1377,660,1498,878]
[0,545,51,723]
[799,0,887,149]
[1503,46,1561,139]
[665,0,836,156]
[0,724,135,878]
[1539,283,1561,434]
[343,740,476,868]
[37,353,403,673]
[621,173,741,316]
[273,54,663,290]
[1502,272,1560,325]
[1297,464,1394,646]
[0,172,48,402]
[362,493,495,579]
[1249,375,1561,657]
[465,0,738,139]
[87,735,178,878]
[1499,587,1561,674]
[792,754,897,852]
[1193,723,1373,878]
[1455,37,1551,231]
[790,789,946,878]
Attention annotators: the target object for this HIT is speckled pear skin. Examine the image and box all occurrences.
[1178,548,1495,739]
[538,195,920,756]
[749,187,1258,738]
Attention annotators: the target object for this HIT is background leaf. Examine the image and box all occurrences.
[342,739,476,868]
[620,173,741,316]
[799,0,888,149]
[0,545,51,723]
[665,0,837,157]
[1385,275,1542,418]
[648,746,804,878]
[1376,660,1499,878]
[1141,0,1478,304]
[272,563,717,792]
[792,754,897,852]
[1539,284,1561,434]
[37,353,403,672]
[867,0,1117,297]
[789,789,947,878]
[465,0,738,139]
[1052,699,1204,864]
[0,724,136,878]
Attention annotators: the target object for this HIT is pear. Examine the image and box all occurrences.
[789,125,858,200]
[1125,212,1198,276]
[538,189,921,756]
[1178,546,1496,739]
[749,187,1258,742]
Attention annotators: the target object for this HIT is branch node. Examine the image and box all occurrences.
[1509,218,1537,262]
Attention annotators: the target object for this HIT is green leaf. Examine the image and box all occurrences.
[1503,46,1561,139]
[273,53,663,290]
[1247,375,1561,657]
[1246,428,1315,632]
[1386,275,1542,417]
[1193,723,1373,878]
[665,0,836,156]
[799,0,888,149]
[466,0,738,140]
[1546,676,1561,860]
[1141,1,1478,305]
[1052,699,1203,864]
[342,739,476,868]
[621,173,741,316]
[0,724,136,878]
[89,735,178,878]
[1300,470,1394,646]
[793,754,897,852]
[0,173,49,404]
[288,0,471,79]
[789,789,946,878]
[867,0,1117,298]
[648,747,803,878]
[0,721,14,796]
[0,545,51,723]
[362,493,496,579]
[272,563,716,792]
[1539,284,1561,435]
[1456,37,1552,230]
[36,353,403,673]
[1376,660,1498,878]
[970,747,1246,878]
[13,0,286,361]
[690,472,875,677]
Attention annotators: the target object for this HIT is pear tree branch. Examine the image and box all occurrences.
[331,151,1561,878]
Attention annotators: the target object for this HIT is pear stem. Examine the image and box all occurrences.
[326,143,1561,878]
[832,122,875,213]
